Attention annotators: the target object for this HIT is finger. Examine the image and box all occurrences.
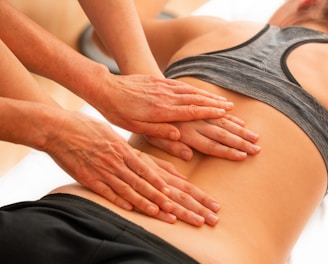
[141,102,227,123]
[169,203,206,227]
[209,118,259,143]
[145,135,194,161]
[183,118,261,157]
[89,148,175,215]
[175,94,234,111]
[135,208,177,224]
[146,153,188,179]
[126,120,182,140]
[127,152,218,220]
[166,179,220,214]
[124,150,172,194]
[135,154,220,225]
[87,179,134,211]
[179,126,249,160]
[193,140,249,160]
[153,212,177,224]
[186,132,256,160]
[224,113,246,126]
[123,152,186,214]
[167,188,219,227]
[163,79,227,101]
[126,148,220,226]
[129,178,175,214]
[162,104,227,122]
[99,169,174,215]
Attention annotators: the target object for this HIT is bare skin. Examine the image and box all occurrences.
[51,0,328,263]
[0,0,261,223]
[0,36,224,226]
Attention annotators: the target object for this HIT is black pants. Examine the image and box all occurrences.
[0,193,199,264]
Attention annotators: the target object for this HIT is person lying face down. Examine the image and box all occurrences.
[1,0,328,263]
[1,0,262,219]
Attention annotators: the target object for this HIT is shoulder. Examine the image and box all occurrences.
[165,16,259,38]
[168,21,266,62]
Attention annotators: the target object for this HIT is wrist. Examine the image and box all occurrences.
[30,106,66,153]
[73,61,111,104]
[0,99,61,152]
[64,58,112,104]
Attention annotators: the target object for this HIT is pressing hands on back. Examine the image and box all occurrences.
[0,0,260,226]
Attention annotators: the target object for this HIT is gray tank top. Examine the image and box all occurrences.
[164,25,328,175]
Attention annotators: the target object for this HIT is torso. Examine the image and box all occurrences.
[53,22,328,264]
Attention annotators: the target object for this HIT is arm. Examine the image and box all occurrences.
[78,0,260,160]
[0,35,219,226]
[0,0,231,140]
[0,94,220,226]
[78,0,163,76]
[131,0,262,159]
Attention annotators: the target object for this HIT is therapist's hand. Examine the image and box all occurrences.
[43,110,218,226]
[92,73,233,141]
[137,153,220,227]
[144,115,261,160]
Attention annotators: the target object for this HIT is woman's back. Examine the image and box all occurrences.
[123,22,328,263]
[54,20,328,264]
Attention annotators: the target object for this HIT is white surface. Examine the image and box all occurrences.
[0,1,327,263]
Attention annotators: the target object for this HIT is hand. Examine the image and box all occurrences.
[137,153,220,227]
[44,110,218,226]
[94,73,234,140]
[144,114,261,160]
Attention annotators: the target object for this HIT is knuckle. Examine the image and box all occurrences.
[177,192,189,203]
[206,140,219,153]
[218,118,227,127]
[180,210,192,220]
[112,195,122,206]
[225,148,240,159]
[214,118,227,127]
[135,165,150,177]
[193,94,204,104]
[217,129,229,141]
[188,104,199,116]
[129,178,142,191]
[181,183,194,195]
[116,184,132,197]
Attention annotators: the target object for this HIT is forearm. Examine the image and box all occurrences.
[0,37,59,106]
[0,97,60,151]
[78,0,162,76]
[0,0,109,103]
[134,0,170,18]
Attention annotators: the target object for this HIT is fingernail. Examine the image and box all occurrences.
[250,145,261,153]
[169,131,180,140]
[248,132,259,142]
[193,215,205,226]
[146,205,159,216]
[210,202,220,212]
[162,187,171,196]
[162,201,174,213]
[237,151,247,159]
[225,102,234,109]
[207,213,219,225]
[181,150,192,160]
[122,202,133,211]
[166,213,177,224]
[217,109,225,114]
